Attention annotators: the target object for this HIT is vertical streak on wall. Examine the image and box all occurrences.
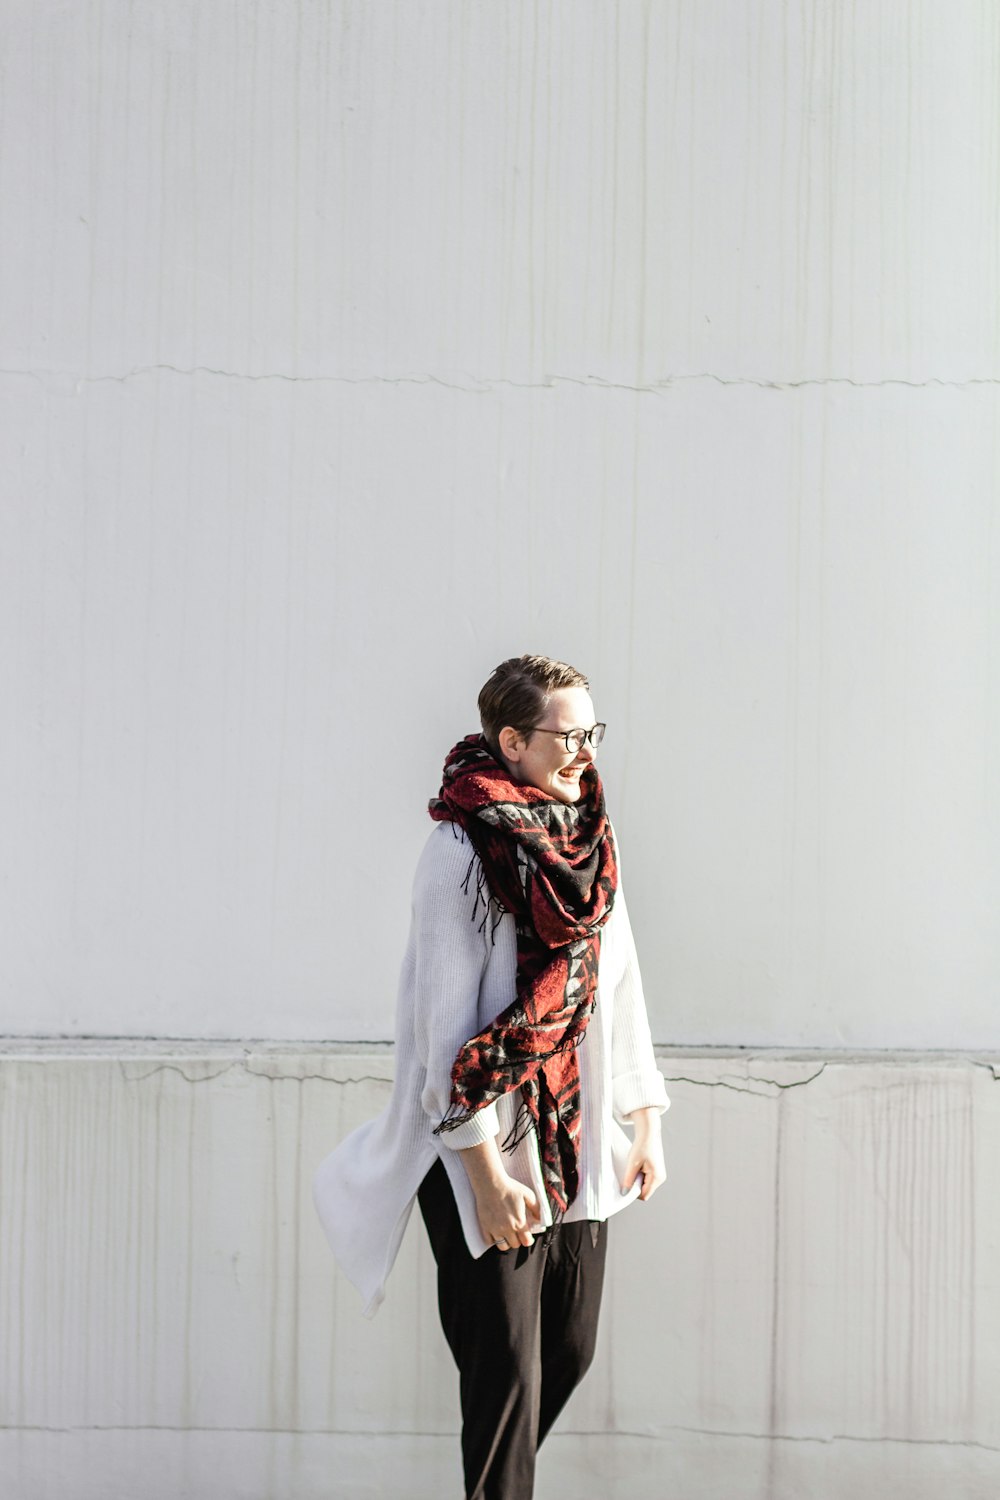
[764,1086,785,1499]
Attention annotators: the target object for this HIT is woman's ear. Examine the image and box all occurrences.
[497,725,524,764]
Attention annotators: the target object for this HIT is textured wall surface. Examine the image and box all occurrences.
[2,1,997,1048]
[2,1043,1000,1499]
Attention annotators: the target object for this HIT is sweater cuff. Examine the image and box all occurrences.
[436,1102,501,1151]
[613,1068,670,1125]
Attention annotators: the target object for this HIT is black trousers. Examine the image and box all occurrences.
[417,1156,608,1500]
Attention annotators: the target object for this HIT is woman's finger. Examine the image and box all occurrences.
[638,1157,665,1200]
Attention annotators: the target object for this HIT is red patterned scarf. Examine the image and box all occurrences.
[428,733,619,1215]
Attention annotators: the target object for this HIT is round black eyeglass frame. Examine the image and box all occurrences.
[528,723,606,753]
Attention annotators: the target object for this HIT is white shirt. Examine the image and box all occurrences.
[312,821,669,1316]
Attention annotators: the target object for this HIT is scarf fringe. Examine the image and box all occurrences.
[500,1096,537,1153]
[460,847,506,943]
[432,1104,475,1137]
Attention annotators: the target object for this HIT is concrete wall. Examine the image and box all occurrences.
[3,4,998,1497]
[3,1042,1000,1500]
[2,1,997,1048]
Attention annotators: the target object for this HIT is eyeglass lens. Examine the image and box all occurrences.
[567,724,606,751]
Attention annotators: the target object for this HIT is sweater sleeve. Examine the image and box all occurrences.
[609,884,670,1124]
[411,826,501,1150]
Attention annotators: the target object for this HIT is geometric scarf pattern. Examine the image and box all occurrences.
[428,733,618,1215]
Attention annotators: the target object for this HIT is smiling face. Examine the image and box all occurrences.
[497,685,600,805]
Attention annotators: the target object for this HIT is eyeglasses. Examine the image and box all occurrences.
[528,723,606,754]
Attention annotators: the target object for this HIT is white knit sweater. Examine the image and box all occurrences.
[312,820,669,1316]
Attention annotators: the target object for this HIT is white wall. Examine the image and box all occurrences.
[3,1043,999,1500]
[3,11,998,1496]
[2,1,997,1047]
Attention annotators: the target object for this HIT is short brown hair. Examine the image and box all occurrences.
[478,654,590,753]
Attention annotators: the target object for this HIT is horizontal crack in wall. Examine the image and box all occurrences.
[660,1064,828,1094]
[6,1422,998,1452]
[118,1059,393,1086]
[1,363,997,395]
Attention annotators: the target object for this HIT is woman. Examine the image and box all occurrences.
[313,654,668,1500]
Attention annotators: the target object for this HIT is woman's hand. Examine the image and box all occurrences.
[472,1174,542,1250]
[621,1107,666,1201]
[459,1138,543,1250]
